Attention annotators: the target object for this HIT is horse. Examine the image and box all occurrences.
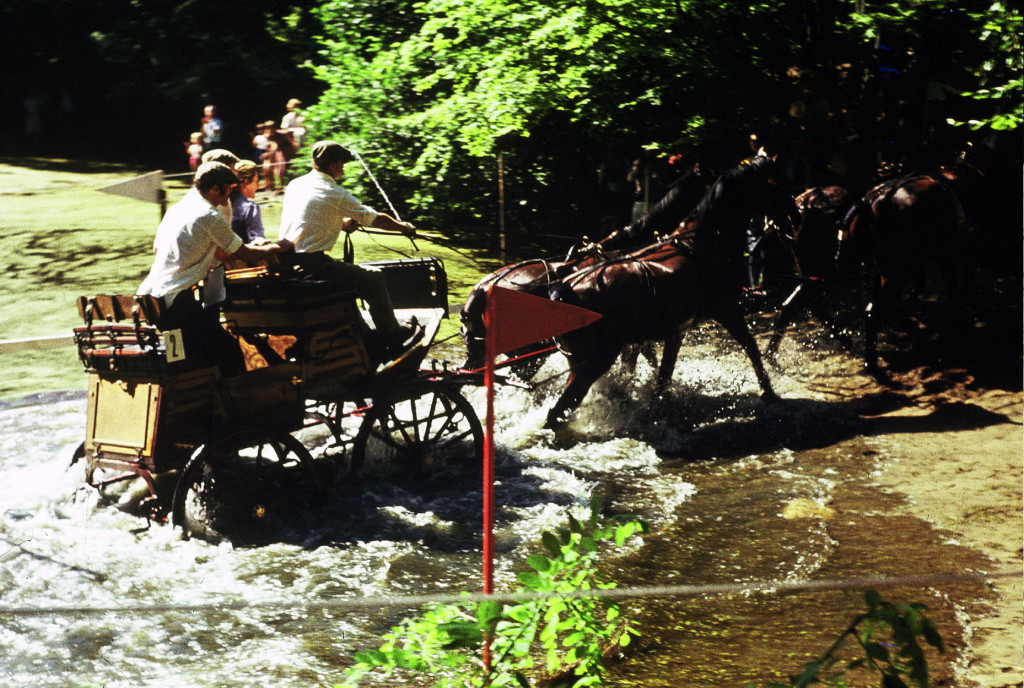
[459,257,570,380]
[766,174,969,377]
[851,173,970,375]
[459,164,715,381]
[764,185,857,360]
[542,155,800,429]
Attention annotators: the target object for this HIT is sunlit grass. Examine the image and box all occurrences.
[0,158,498,402]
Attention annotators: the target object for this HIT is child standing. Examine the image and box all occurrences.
[186,132,203,172]
[252,123,271,188]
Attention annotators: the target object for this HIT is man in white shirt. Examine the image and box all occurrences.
[279,140,422,356]
[140,161,289,373]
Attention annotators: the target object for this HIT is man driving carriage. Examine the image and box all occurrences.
[278,140,423,357]
[138,161,291,373]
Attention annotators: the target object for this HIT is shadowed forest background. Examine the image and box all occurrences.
[2,0,1020,253]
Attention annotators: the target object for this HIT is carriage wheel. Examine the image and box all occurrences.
[352,381,483,481]
[172,429,319,543]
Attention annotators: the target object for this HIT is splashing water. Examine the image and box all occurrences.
[0,323,889,687]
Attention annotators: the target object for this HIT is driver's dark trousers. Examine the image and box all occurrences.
[290,251,402,336]
[156,289,246,375]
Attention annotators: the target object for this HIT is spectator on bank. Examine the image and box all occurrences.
[252,122,271,176]
[281,99,306,148]
[186,132,203,172]
[201,105,223,153]
[262,120,290,194]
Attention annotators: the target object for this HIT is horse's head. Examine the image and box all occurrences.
[459,275,493,371]
[458,259,564,371]
[671,154,790,253]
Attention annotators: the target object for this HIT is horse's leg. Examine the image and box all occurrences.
[544,349,620,430]
[805,290,855,352]
[939,256,971,339]
[654,336,681,395]
[619,343,641,372]
[766,283,809,361]
[715,306,779,402]
[862,274,890,381]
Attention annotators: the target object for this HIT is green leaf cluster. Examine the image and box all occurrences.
[750,589,946,688]
[338,494,648,688]
[947,2,1022,131]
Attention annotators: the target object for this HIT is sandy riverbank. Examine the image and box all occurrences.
[870,368,1023,687]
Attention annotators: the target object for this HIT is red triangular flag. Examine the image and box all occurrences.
[484,285,602,357]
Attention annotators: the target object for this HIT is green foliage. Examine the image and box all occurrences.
[339,495,648,688]
[947,3,1023,131]
[305,0,1019,239]
[750,589,945,688]
[306,0,795,233]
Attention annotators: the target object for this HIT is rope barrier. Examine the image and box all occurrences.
[0,570,1015,618]
[0,335,74,354]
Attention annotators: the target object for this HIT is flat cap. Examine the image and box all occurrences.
[194,161,239,188]
[311,140,354,168]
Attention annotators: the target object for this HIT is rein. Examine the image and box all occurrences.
[560,234,690,291]
[487,258,562,290]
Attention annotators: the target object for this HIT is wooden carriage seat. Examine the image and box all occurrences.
[221,267,372,381]
[74,294,167,374]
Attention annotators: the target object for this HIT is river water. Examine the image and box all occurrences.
[0,314,1006,687]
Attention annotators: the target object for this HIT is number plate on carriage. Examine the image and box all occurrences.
[162,329,187,363]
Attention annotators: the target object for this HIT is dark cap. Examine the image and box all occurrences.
[194,161,239,191]
[311,140,354,168]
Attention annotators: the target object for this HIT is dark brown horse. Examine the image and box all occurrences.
[853,173,970,374]
[542,155,799,429]
[581,163,716,255]
[767,174,969,377]
[459,257,570,378]
[459,164,715,380]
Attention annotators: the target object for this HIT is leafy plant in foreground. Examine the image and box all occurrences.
[338,495,647,688]
[751,589,945,688]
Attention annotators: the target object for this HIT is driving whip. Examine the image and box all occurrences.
[351,148,418,251]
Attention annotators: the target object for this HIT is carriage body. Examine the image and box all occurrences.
[75,296,224,475]
[72,257,483,535]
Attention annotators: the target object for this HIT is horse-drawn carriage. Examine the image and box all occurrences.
[71,257,483,541]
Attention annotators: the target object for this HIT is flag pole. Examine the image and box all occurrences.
[479,285,602,674]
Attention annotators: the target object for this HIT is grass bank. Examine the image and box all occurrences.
[0,157,499,402]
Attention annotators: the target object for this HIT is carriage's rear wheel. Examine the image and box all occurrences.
[352,381,483,481]
[172,429,319,543]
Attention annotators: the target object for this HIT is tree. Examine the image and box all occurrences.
[306,0,1018,242]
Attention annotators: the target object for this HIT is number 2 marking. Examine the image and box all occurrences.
[164,329,187,362]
